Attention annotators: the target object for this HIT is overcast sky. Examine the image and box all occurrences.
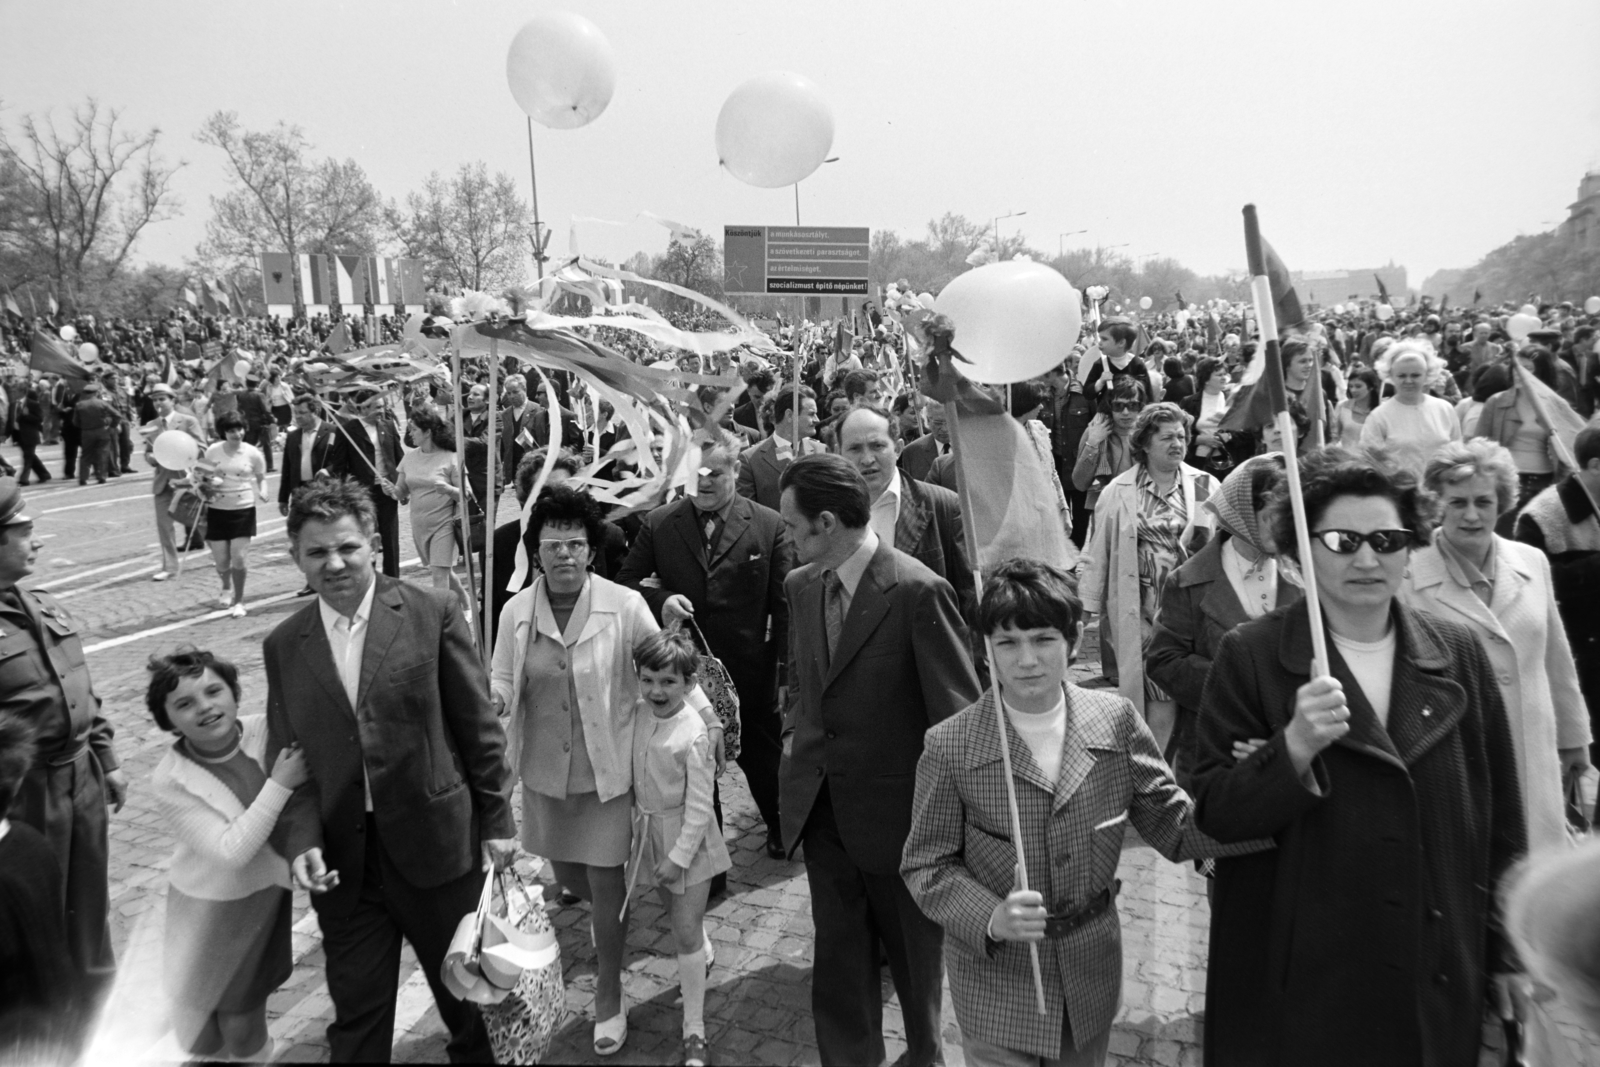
[4,0,1598,290]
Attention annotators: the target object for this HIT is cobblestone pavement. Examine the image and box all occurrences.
[27,439,1597,1066]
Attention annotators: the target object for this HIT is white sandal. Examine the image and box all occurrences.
[593,1000,628,1057]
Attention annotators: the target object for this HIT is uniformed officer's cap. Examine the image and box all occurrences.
[0,479,33,527]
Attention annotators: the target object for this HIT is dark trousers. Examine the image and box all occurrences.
[246,423,275,470]
[78,431,113,483]
[318,817,491,1064]
[733,681,784,835]
[61,429,79,478]
[802,784,945,1067]
[18,442,48,483]
[370,489,400,577]
[118,423,134,472]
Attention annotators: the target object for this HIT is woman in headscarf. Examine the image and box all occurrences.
[1146,455,1302,783]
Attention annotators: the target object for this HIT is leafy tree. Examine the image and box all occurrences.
[648,234,724,312]
[1432,231,1600,307]
[194,111,384,302]
[386,162,530,293]
[0,99,183,312]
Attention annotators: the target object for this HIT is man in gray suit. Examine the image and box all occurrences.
[143,383,205,580]
[736,385,823,512]
[777,454,980,1067]
[265,478,516,1062]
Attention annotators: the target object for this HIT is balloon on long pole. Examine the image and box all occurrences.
[483,338,499,665]
[449,344,482,646]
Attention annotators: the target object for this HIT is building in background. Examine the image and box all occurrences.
[1290,263,1410,307]
[1561,170,1600,252]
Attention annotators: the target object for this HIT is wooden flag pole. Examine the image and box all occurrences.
[448,342,482,650]
[1243,205,1328,678]
[483,338,499,664]
[945,393,1048,1017]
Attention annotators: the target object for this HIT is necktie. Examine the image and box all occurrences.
[704,516,716,544]
[822,570,844,662]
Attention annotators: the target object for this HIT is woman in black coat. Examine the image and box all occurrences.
[1191,447,1526,1067]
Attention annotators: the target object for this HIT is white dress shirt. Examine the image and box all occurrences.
[828,529,880,619]
[1220,539,1278,619]
[299,420,319,483]
[869,469,904,548]
[772,430,794,462]
[319,579,377,810]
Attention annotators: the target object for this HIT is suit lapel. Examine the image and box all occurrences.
[822,546,895,689]
[1382,608,1468,767]
[355,580,405,709]
[1411,547,1502,638]
[894,480,931,557]
[297,605,356,721]
[1197,575,1249,633]
[961,693,1056,798]
[671,502,709,571]
[709,500,750,567]
[1054,687,1113,813]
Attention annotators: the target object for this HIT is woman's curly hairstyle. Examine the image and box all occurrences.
[1269,446,1436,563]
[1130,402,1193,465]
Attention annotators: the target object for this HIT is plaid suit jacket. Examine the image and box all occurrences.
[902,683,1256,1059]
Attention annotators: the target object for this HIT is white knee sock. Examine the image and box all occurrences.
[677,949,706,1038]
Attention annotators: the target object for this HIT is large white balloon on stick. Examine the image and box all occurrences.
[716,72,834,188]
[78,343,98,363]
[932,260,1082,384]
[1506,312,1540,341]
[505,12,616,129]
[152,430,201,471]
[1585,296,1600,315]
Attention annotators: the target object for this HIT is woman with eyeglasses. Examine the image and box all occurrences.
[1080,401,1218,755]
[1403,439,1589,854]
[1071,378,1146,515]
[1190,447,1526,1067]
[489,485,722,1056]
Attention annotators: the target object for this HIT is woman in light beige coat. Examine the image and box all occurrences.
[1402,439,1590,853]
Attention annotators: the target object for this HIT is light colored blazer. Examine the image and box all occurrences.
[1403,534,1590,853]
[902,684,1252,1060]
[1078,463,1217,709]
[149,714,292,901]
[491,574,712,804]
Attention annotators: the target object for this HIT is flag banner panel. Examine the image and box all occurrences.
[259,255,296,305]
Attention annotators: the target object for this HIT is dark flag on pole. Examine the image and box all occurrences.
[1473,289,1482,305]
[1219,233,1304,433]
[30,328,93,380]
[1374,273,1391,304]
[1174,291,1185,309]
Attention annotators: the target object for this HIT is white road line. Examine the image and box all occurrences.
[35,556,156,590]
[55,564,165,598]
[82,558,422,654]
[40,493,154,514]
[35,518,290,591]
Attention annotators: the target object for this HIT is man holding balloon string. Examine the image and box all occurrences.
[144,384,206,581]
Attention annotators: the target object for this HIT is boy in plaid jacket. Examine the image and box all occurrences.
[902,559,1259,1066]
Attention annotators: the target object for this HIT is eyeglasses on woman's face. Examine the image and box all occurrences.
[1310,528,1412,554]
[538,537,590,558]
[1111,400,1142,413]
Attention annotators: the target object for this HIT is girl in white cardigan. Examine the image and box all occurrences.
[147,649,308,1062]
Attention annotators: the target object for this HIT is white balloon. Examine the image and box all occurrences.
[1333,304,1345,314]
[1519,303,1538,317]
[917,292,935,310]
[932,260,1082,384]
[58,324,77,342]
[1374,304,1394,322]
[233,358,254,380]
[1585,296,1600,315]
[151,430,200,471]
[77,342,99,363]
[1507,312,1540,341]
[715,72,834,189]
[506,12,616,130]
[1138,296,1152,310]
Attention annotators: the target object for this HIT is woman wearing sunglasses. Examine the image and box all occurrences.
[1190,446,1526,1067]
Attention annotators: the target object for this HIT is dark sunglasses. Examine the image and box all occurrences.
[1111,401,1142,412]
[1311,529,1412,554]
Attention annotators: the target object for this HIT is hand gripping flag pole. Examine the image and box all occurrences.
[1242,204,1329,678]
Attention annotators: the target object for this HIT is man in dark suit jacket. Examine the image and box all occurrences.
[776,454,980,1067]
[264,478,516,1063]
[326,389,405,577]
[896,401,948,482]
[617,430,795,856]
[839,407,974,609]
[736,386,823,512]
[499,373,583,479]
[278,394,336,513]
[237,378,277,471]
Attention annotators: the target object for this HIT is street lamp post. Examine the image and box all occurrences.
[1058,230,1088,257]
[993,210,1026,251]
[794,157,841,225]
